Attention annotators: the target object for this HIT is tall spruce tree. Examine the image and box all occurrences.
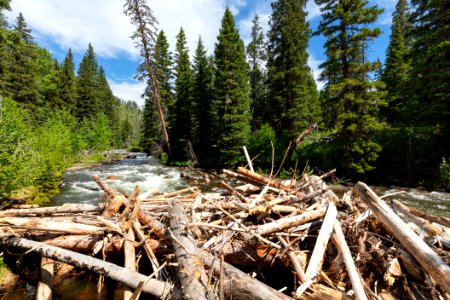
[246,15,267,131]
[6,13,39,106]
[383,0,411,123]
[192,36,215,163]
[315,0,386,175]
[57,49,77,112]
[153,31,173,120]
[141,31,173,154]
[171,27,194,160]
[0,0,11,95]
[76,43,100,119]
[124,0,173,158]
[267,0,320,142]
[214,7,251,167]
[97,66,115,118]
[407,0,450,173]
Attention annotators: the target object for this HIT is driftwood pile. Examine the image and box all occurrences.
[1,166,450,299]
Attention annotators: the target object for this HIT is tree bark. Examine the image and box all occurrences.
[255,207,326,236]
[332,220,367,300]
[0,204,103,217]
[355,182,450,294]
[35,257,54,300]
[197,250,294,300]
[169,200,208,300]
[0,217,104,235]
[0,236,176,298]
[236,167,295,193]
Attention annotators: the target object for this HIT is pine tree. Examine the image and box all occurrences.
[140,31,173,154]
[124,0,173,158]
[0,0,11,95]
[407,0,450,173]
[97,67,115,117]
[192,36,215,164]
[246,15,267,131]
[6,13,39,106]
[153,31,173,126]
[315,0,386,175]
[214,7,251,167]
[171,27,194,160]
[76,43,100,119]
[267,0,320,142]
[383,0,411,123]
[57,49,77,112]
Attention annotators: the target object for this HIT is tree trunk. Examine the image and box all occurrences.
[355,182,450,294]
[0,236,177,298]
[169,200,208,300]
[0,204,103,217]
[35,257,54,300]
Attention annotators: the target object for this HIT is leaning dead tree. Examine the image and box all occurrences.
[123,0,172,158]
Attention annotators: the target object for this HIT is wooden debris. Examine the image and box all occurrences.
[355,181,450,294]
[0,169,448,300]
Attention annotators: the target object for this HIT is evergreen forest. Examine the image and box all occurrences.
[1,0,450,204]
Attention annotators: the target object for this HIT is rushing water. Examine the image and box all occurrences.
[50,153,188,206]
[50,154,450,218]
[373,186,450,218]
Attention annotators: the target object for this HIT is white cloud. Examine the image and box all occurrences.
[6,0,137,58]
[108,79,146,107]
[308,53,324,90]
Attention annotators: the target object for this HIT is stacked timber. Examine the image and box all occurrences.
[1,166,450,299]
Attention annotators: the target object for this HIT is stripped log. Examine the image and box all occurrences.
[392,200,450,248]
[44,235,125,254]
[35,257,54,300]
[332,220,367,300]
[0,217,104,235]
[138,211,170,240]
[123,228,136,300]
[255,207,326,236]
[169,200,208,300]
[237,167,295,193]
[132,220,160,275]
[404,204,450,228]
[0,236,177,298]
[355,182,450,294]
[197,250,293,300]
[303,202,337,281]
[92,175,126,217]
[0,204,103,217]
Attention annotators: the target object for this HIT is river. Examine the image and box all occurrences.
[50,154,450,218]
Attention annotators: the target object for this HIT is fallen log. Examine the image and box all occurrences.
[44,235,125,254]
[169,200,208,300]
[302,202,337,286]
[237,167,295,193]
[197,250,294,300]
[0,217,104,235]
[404,204,450,228]
[124,228,136,300]
[332,220,367,300]
[0,236,177,298]
[355,182,450,294]
[0,204,103,217]
[392,199,450,248]
[35,257,54,300]
[255,207,326,236]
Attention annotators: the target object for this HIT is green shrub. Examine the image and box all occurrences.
[248,124,277,170]
[439,158,450,190]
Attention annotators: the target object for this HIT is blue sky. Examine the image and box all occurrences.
[5,0,396,106]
